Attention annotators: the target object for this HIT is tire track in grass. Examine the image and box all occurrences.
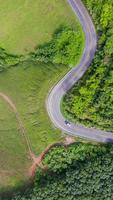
[0,93,77,176]
[0,92,32,159]
[0,92,48,175]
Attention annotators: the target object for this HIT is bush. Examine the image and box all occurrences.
[0,48,20,72]
[31,26,83,67]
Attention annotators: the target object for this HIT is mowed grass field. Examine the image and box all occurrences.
[0,62,69,192]
[0,62,68,154]
[0,0,84,192]
[0,98,31,192]
[0,0,82,54]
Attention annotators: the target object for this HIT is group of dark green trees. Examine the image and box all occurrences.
[9,143,113,200]
[30,26,83,66]
[0,26,83,73]
[63,0,113,131]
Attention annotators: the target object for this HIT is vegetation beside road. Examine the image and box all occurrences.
[31,26,84,67]
[1,26,84,73]
[11,142,113,200]
[63,0,113,131]
[0,0,84,192]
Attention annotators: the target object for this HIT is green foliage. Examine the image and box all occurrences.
[0,25,83,73]
[105,35,113,56]
[0,0,82,54]
[100,3,113,28]
[63,0,113,131]
[31,26,83,67]
[10,143,113,200]
[0,48,20,72]
[43,143,105,172]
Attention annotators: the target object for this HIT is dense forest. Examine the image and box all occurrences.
[10,143,113,200]
[63,0,113,131]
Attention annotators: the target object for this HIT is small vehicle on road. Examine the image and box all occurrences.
[65,120,71,127]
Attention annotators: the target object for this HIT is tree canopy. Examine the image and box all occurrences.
[63,0,113,131]
[31,26,83,67]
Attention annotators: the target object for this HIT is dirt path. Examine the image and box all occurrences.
[30,136,76,176]
[0,92,32,158]
[0,93,76,177]
[0,93,17,112]
[0,92,48,176]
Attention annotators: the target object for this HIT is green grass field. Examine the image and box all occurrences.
[0,62,68,154]
[0,0,84,193]
[0,62,69,192]
[0,97,31,192]
[0,0,82,54]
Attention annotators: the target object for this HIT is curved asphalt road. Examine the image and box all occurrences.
[46,0,113,143]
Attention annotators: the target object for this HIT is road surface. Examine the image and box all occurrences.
[46,0,113,143]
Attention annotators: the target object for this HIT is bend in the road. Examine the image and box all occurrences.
[46,0,113,143]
